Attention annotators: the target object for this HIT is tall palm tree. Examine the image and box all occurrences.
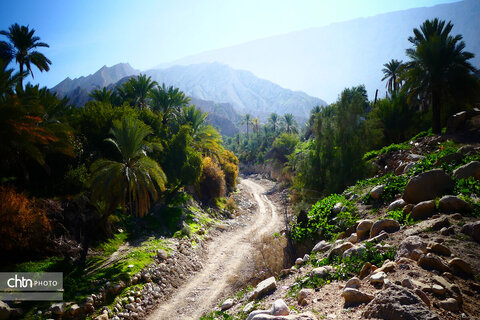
[252,117,260,138]
[241,114,252,140]
[381,59,403,93]
[282,113,298,134]
[268,113,279,133]
[0,24,51,88]
[149,83,190,124]
[90,87,115,104]
[90,117,167,218]
[119,74,157,109]
[404,18,477,133]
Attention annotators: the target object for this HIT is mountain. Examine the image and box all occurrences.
[165,0,480,102]
[53,63,139,105]
[145,63,326,121]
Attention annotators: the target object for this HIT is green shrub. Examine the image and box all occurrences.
[385,209,414,225]
[363,142,410,161]
[290,194,357,242]
[198,157,226,203]
[360,173,408,204]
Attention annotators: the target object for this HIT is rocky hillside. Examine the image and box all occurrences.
[205,112,480,319]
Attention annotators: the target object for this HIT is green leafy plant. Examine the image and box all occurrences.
[385,209,414,225]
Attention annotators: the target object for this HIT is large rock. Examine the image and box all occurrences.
[370,219,400,238]
[427,242,451,256]
[403,169,454,204]
[271,299,289,316]
[221,298,235,311]
[342,288,373,306]
[418,253,450,273]
[0,301,11,320]
[249,277,277,300]
[446,111,467,133]
[356,219,374,240]
[434,153,463,167]
[438,195,471,213]
[461,221,480,243]
[388,199,407,212]
[438,298,459,312]
[311,266,334,278]
[362,284,439,320]
[345,277,361,289]
[396,236,427,261]
[297,288,314,306]
[453,161,480,180]
[49,302,66,315]
[410,200,436,220]
[370,271,387,285]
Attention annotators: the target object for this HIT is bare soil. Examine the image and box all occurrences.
[147,177,285,320]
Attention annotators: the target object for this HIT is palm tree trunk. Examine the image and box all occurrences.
[432,91,441,134]
[19,63,24,89]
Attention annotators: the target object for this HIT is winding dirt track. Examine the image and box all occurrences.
[147,178,282,320]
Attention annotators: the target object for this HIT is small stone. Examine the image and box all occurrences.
[303,254,310,262]
[395,236,427,261]
[431,216,450,230]
[342,288,374,306]
[345,277,361,289]
[270,299,289,316]
[370,185,385,200]
[388,199,407,212]
[311,266,334,278]
[428,242,451,256]
[439,298,459,312]
[329,242,354,257]
[243,302,255,313]
[414,289,431,307]
[411,200,436,220]
[461,221,480,243]
[370,219,400,238]
[312,240,331,253]
[249,277,277,301]
[346,233,358,244]
[450,213,463,220]
[403,204,414,214]
[370,272,387,285]
[402,279,413,289]
[49,303,66,315]
[295,258,304,266]
[359,262,373,279]
[418,253,450,272]
[221,298,234,311]
[356,220,374,240]
[297,288,314,306]
[156,249,168,260]
[375,261,396,273]
[431,284,446,296]
[332,202,343,214]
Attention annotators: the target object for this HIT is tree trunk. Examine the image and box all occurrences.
[432,91,441,134]
[19,63,24,89]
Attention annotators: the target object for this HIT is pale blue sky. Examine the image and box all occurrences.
[0,0,461,88]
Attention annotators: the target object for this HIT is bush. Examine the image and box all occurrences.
[385,209,414,225]
[220,150,239,192]
[0,186,52,257]
[198,157,226,203]
[290,194,357,242]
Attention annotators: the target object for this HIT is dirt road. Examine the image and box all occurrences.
[147,178,283,320]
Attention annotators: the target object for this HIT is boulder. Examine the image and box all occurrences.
[295,258,304,266]
[49,303,66,316]
[453,161,480,180]
[156,249,168,260]
[346,233,358,244]
[342,245,366,259]
[332,202,343,214]
[271,299,289,316]
[311,240,331,253]
[329,242,354,257]
[375,261,396,274]
[388,199,407,212]
[403,169,454,204]
[410,200,436,220]
[297,288,314,306]
[370,185,385,200]
[396,236,427,261]
[0,301,11,320]
[431,216,450,230]
[418,253,450,273]
[458,145,476,155]
[221,298,235,311]
[414,288,431,307]
[461,221,480,243]
[249,277,277,300]
[403,204,414,214]
[356,219,374,240]
[438,196,471,213]
[345,277,361,289]
[359,262,374,279]
[362,284,439,320]
[448,258,473,276]
[446,111,467,133]
[370,219,400,238]
[342,288,373,306]
[243,302,255,313]
[438,298,459,312]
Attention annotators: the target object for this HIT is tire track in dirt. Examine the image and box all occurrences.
[147,178,283,320]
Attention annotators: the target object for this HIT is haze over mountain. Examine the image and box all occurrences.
[163,0,480,102]
[52,62,326,123]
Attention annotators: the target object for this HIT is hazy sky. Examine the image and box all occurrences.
[1,0,461,88]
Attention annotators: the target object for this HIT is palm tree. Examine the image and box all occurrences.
[404,18,477,133]
[268,113,279,133]
[0,24,51,88]
[90,87,115,104]
[119,74,157,109]
[241,114,252,140]
[252,117,260,138]
[149,83,190,124]
[89,117,167,218]
[381,59,403,93]
[282,113,298,134]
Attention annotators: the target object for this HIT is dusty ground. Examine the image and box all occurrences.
[146,177,285,320]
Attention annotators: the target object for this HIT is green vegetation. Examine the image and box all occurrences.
[290,194,357,242]
[385,209,414,226]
